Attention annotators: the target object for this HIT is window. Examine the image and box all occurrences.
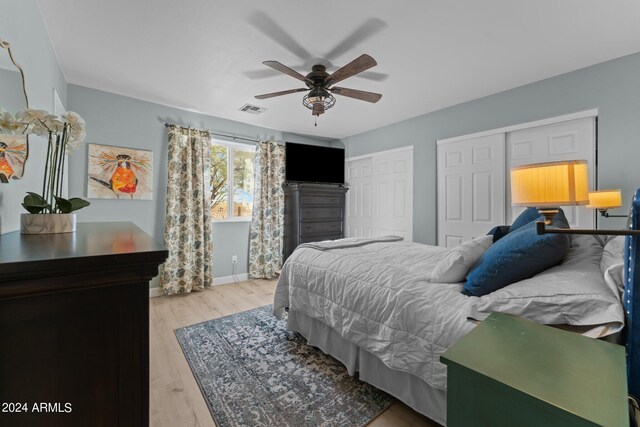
[210,141,255,221]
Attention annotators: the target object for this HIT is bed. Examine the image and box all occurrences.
[273,191,640,425]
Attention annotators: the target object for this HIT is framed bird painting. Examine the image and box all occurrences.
[0,135,28,183]
[87,143,153,200]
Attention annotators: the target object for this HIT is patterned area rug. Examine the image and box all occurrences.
[175,305,395,427]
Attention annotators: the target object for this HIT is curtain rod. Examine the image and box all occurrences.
[164,122,260,144]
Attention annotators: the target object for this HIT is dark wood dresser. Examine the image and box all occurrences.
[283,182,348,261]
[0,222,167,427]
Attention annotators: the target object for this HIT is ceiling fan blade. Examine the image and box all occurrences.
[244,69,281,80]
[249,11,312,61]
[263,61,311,84]
[325,54,377,86]
[356,71,389,82]
[324,18,387,60]
[329,87,382,103]
[255,88,308,100]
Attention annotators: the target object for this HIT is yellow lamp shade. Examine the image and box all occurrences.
[511,160,589,207]
[587,189,623,210]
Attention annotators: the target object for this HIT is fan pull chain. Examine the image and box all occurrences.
[315,116,317,127]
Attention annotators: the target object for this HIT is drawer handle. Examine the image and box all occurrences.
[302,210,341,216]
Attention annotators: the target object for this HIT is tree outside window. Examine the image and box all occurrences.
[210,141,254,221]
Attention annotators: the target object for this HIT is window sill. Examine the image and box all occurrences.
[212,218,252,223]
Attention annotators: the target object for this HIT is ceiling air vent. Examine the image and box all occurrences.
[238,103,267,114]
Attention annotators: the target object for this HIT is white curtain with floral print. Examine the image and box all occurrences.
[249,140,285,279]
[160,126,213,295]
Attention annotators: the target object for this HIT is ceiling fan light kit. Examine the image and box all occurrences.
[302,87,336,117]
[255,54,383,126]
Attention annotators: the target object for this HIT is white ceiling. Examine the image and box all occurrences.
[36,0,640,140]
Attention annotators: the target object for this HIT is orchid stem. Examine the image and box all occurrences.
[42,132,52,203]
[49,135,60,213]
[57,125,68,208]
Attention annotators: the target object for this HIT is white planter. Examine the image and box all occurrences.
[20,213,77,234]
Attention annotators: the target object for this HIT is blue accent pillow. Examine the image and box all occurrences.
[624,189,640,398]
[510,207,543,232]
[487,225,511,243]
[464,213,570,297]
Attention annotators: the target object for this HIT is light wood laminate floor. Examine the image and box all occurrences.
[150,279,439,427]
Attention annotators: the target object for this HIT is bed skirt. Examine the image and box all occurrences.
[287,310,447,426]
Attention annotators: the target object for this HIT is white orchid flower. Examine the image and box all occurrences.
[44,114,65,133]
[16,109,51,137]
[61,111,86,150]
[16,109,49,124]
[65,136,84,152]
[63,112,86,135]
[0,112,16,132]
[62,111,85,127]
[31,122,50,137]
[0,111,28,135]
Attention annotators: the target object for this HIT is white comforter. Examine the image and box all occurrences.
[274,236,475,390]
[273,235,624,391]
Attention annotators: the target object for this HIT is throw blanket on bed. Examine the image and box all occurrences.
[297,235,403,251]
[274,236,624,391]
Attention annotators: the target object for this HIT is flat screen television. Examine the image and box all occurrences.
[285,142,345,184]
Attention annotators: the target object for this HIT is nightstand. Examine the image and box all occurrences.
[441,313,628,427]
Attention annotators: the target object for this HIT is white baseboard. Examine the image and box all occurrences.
[213,273,249,286]
[148,273,250,298]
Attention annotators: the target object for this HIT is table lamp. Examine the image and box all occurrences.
[587,189,626,218]
[511,160,589,225]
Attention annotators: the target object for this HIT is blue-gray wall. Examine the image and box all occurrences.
[341,51,640,245]
[0,0,68,234]
[67,85,335,286]
[3,0,640,286]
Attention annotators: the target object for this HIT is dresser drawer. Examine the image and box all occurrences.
[300,234,343,244]
[301,207,343,220]
[301,194,344,206]
[300,221,343,236]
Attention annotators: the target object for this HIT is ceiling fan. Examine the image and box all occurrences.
[254,54,382,121]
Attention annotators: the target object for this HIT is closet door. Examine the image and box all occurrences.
[372,147,413,240]
[437,134,506,247]
[345,157,373,238]
[506,118,595,228]
[345,147,413,241]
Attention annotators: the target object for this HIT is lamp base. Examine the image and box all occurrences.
[537,208,559,225]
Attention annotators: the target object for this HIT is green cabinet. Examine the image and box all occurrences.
[441,313,628,427]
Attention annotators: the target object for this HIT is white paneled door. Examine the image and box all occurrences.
[345,157,373,238]
[437,112,597,247]
[437,134,506,247]
[506,117,595,228]
[345,147,413,241]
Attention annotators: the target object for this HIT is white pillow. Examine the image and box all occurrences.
[431,235,493,283]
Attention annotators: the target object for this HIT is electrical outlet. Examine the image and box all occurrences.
[232,255,238,263]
